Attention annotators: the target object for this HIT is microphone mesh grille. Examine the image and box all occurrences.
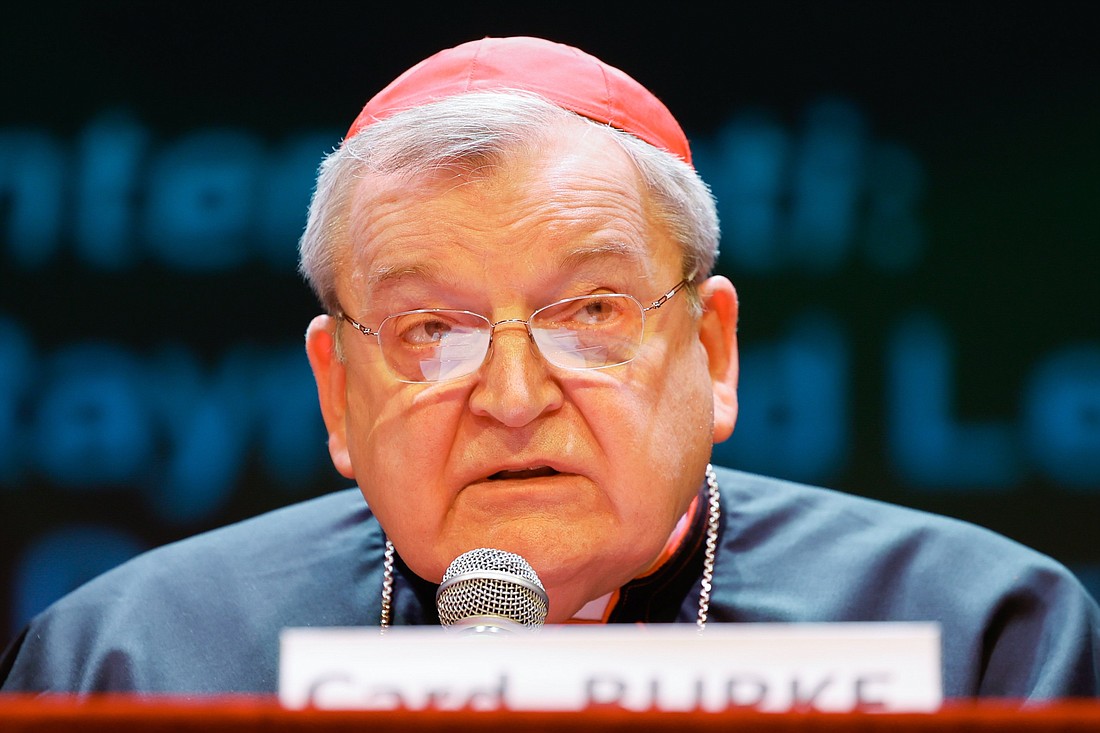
[437,548,549,627]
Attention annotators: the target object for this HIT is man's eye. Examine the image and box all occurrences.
[583,300,613,321]
[574,298,621,325]
[399,319,452,345]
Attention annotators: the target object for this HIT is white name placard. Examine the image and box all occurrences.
[279,622,941,713]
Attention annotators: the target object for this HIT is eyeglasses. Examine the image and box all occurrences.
[337,280,690,383]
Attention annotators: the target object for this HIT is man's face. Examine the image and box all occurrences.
[307,120,738,621]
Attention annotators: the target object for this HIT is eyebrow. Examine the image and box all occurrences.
[364,261,445,293]
[556,240,651,273]
[362,240,652,299]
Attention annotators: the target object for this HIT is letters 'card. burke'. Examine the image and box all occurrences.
[279,622,941,712]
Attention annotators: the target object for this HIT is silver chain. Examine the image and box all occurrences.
[379,537,396,633]
[378,464,720,630]
[697,463,720,631]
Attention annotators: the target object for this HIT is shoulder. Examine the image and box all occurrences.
[709,466,1100,698]
[88,487,379,593]
[1,488,384,694]
[713,466,1054,571]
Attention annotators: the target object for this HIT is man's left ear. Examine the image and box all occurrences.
[696,276,739,443]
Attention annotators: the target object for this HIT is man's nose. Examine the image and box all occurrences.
[467,323,563,427]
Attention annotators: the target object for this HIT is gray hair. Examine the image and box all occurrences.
[298,91,720,315]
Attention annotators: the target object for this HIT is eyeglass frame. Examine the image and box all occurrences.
[334,279,692,383]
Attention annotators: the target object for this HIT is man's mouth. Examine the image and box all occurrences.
[487,466,561,481]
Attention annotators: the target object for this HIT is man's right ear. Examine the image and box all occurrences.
[305,315,355,479]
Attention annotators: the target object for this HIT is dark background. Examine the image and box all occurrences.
[1,1,1098,639]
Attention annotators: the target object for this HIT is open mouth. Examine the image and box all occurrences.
[487,466,561,481]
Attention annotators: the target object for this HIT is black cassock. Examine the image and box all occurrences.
[3,466,1099,698]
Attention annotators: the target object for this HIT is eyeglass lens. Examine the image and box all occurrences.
[380,293,645,383]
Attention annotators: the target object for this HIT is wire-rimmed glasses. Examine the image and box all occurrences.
[337,280,690,383]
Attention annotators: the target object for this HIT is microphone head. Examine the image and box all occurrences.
[436,548,549,630]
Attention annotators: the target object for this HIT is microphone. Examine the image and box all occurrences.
[436,548,549,633]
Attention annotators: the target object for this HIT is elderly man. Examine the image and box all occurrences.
[2,36,1098,698]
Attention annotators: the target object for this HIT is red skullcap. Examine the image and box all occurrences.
[346,36,692,165]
